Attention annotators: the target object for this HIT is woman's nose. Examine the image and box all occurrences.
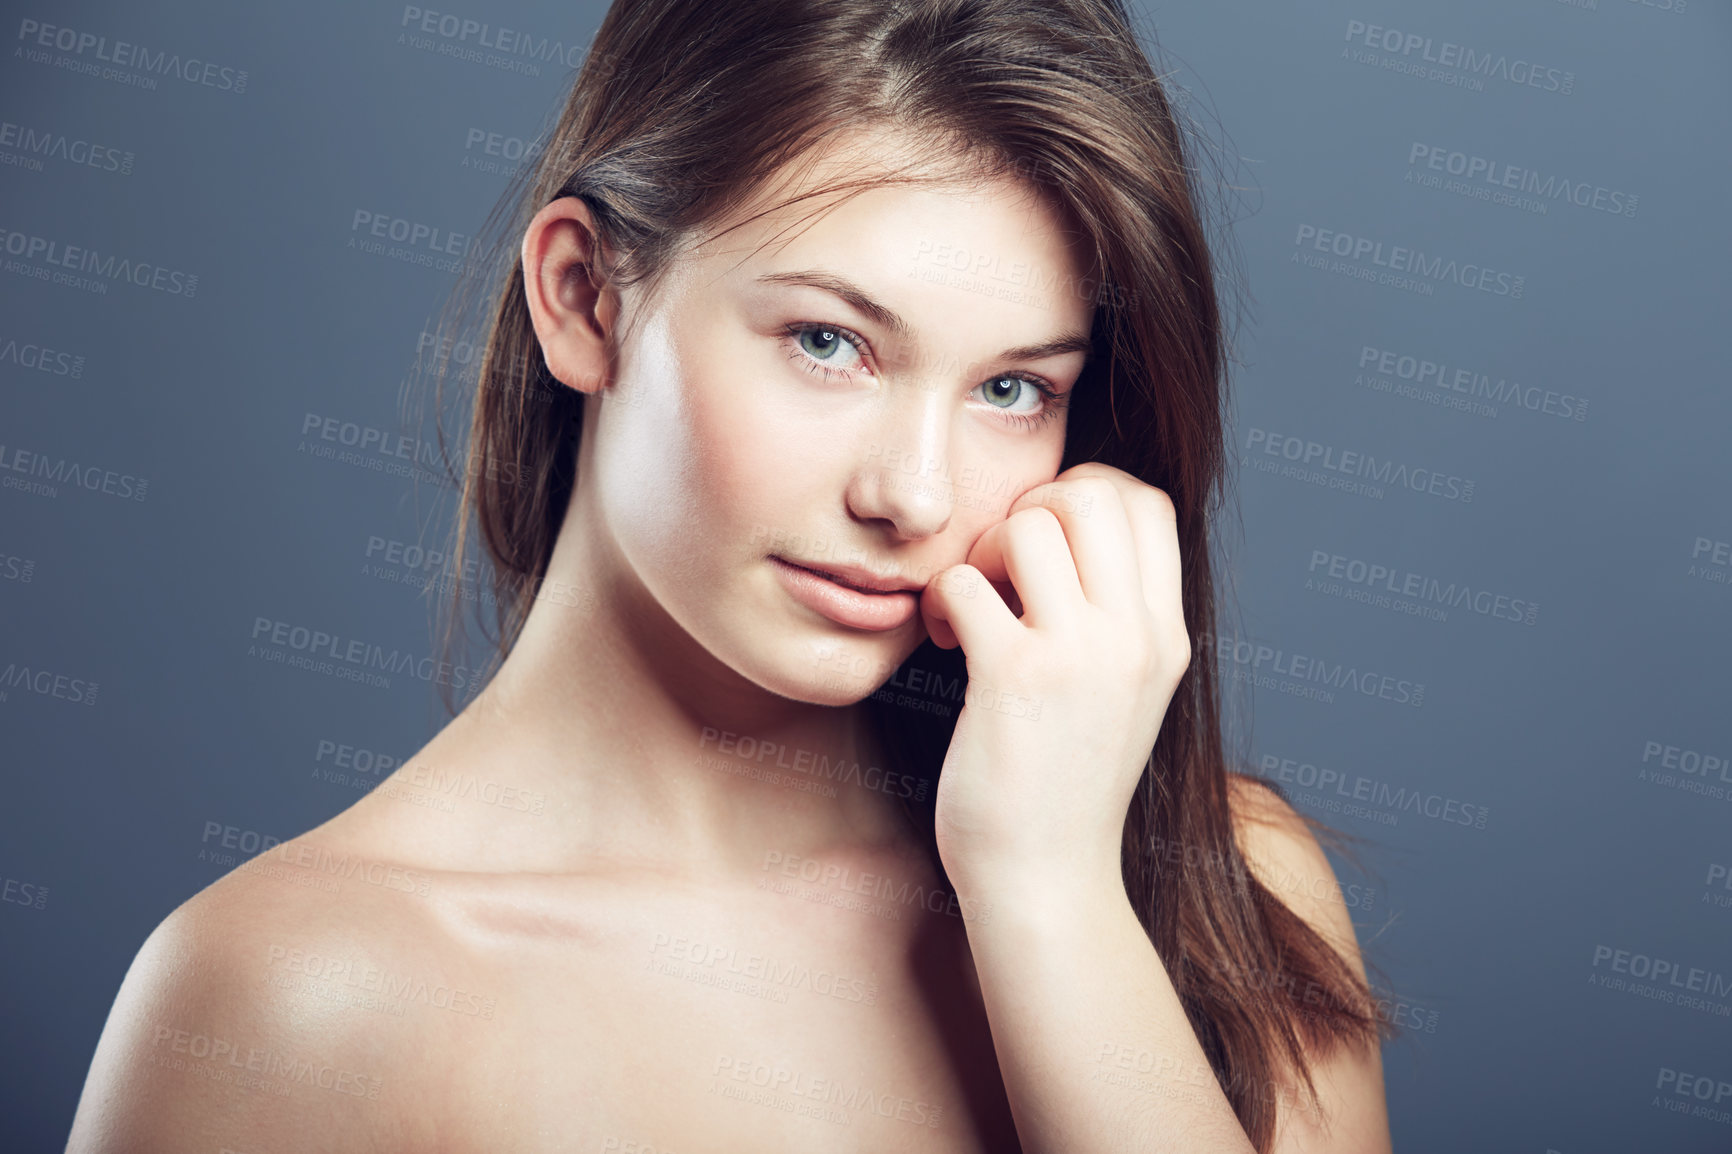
[843,386,956,541]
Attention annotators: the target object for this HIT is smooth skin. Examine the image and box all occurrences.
[66,126,1390,1153]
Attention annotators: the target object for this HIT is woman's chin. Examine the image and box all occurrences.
[773,663,890,708]
[740,644,909,708]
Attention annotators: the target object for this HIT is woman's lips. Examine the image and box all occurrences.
[769,556,919,632]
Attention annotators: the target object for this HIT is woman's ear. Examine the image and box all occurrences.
[520,196,619,394]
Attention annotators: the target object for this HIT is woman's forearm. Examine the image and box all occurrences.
[954,866,1260,1154]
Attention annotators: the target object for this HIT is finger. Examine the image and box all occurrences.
[1009,477,1143,614]
[958,539,1023,617]
[965,507,1084,631]
[920,577,961,649]
[1047,463,1181,620]
[920,563,1018,656]
[1118,485,1183,622]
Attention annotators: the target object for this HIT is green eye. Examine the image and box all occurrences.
[786,323,866,374]
[981,377,1031,409]
[799,327,846,360]
[972,374,1067,430]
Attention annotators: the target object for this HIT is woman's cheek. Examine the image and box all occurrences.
[703,386,832,530]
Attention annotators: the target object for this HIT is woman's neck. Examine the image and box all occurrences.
[437,496,917,882]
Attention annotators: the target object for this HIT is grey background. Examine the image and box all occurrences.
[1,0,1727,1150]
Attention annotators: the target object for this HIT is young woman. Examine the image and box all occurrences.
[68,1,1394,1150]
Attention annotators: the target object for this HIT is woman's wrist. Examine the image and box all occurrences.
[942,845,1132,933]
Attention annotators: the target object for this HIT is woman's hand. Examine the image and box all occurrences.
[919,462,1191,899]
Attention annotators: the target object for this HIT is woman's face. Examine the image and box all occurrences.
[579,140,1098,705]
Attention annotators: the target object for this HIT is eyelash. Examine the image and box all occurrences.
[781,322,1068,431]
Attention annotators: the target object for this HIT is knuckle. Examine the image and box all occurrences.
[1062,461,1127,485]
[1163,627,1193,676]
[1071,475,1119,496]
[1131,484,1176,517]
[1007,504,1062,535]
[1016,485,1065,515]
[1067,476,1120,507]
[1126,615,1188,680]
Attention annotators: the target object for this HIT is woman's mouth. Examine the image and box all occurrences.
[769,556,921,632]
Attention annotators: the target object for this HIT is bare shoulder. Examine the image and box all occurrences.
[1224,773,1392,1153]
[65,832,451,1153]
[1225,772,1364,977]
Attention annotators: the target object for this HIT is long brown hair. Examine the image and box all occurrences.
[419,0,1392,1146]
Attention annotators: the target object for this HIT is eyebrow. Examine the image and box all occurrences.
[755,269,1094,364]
